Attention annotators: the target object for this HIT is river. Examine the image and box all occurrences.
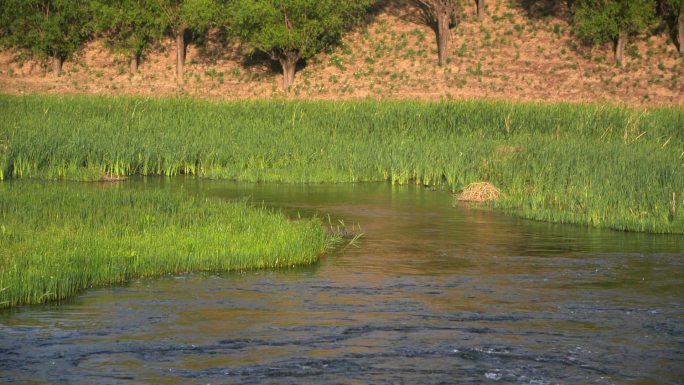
[1,179,683,384]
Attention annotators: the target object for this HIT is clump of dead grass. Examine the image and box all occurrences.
[457,182,503,202]
[99,173,128,182]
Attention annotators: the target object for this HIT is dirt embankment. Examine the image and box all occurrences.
[1,2,682,105]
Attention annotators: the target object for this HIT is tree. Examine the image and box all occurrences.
[572,0,657,65]
[0,0,92,74]
[413,0,460,66]
[155,0,223,79]
[659,0,684,53]
[230,0,372,91]
[476,0,485,20]
[92,0,166,74]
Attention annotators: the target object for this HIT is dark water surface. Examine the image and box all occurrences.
[1,180,683,384]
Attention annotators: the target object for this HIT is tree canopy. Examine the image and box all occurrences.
[0,0,92,74]
[659,0,684,53]
[91,0,166,73]
[572,0,657,64]
[230,0,372,90]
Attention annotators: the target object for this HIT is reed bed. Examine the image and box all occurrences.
[0,94,682,233]
[0,181,333,308]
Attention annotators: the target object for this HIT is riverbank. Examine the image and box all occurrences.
[0,94,682,234]
[0,181,333,308]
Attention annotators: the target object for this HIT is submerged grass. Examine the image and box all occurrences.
[0,181,333,308]
[0,94,682,233]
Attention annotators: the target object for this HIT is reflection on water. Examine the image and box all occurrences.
[1,179,683,384]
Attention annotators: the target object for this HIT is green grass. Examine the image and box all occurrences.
[0,181,334,308]
[0,94,682,233]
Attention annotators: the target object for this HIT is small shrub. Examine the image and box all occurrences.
[626,46,641,60]
[329,55,346,71]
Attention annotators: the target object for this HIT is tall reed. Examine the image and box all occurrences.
[0,94,682,233]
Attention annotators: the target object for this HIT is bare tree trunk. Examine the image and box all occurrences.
[437,9,450,66]
[678,4,683,54]
[175,28,187,80]
[130,53,139,74]
[279,52,298,91]
[52,53,63,76]
[614,30,627,66]
[477,0,485,20]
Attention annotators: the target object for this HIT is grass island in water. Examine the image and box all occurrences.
[0,182,333,308]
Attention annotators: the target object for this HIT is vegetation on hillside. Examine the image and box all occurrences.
[0,0,92,73]
[572,0,658,65]
[90,0,166,74]
[229,0,372,89]
[1,0,682,91]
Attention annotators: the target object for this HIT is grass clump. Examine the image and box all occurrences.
[0,94,682,233]
[457,182,502,202]
[0,181,334,308]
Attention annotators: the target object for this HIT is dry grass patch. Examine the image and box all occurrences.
[457,182,503,202]
[99,173,128,182]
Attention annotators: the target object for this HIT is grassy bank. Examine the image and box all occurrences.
[0,94,682,233]
[0,181,333,308]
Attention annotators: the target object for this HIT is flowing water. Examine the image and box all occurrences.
[1,180,683,384]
